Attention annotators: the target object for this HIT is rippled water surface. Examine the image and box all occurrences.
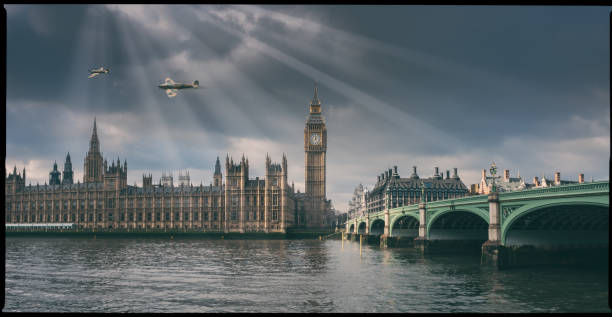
[4,237,610,312]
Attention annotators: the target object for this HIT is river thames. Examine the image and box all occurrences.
[3,237,609,313]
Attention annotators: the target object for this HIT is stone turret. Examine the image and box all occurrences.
[84,118,104,183]
[143,174,153,188]
[214,156,222,187]
[49,161,61,185]
[104,156,127,190]
[62,152,73,184]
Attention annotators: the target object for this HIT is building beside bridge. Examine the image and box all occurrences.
[476,167,585,195]
[365,165,469,214]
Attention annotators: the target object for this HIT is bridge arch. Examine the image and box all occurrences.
[389,214,419,237]
[369,218,385,236]
[502,201,609,247]
[357,221,367,234]
[426,208,489,241]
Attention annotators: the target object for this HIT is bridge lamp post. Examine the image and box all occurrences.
[489,161,500,193]
[482,161,507,268]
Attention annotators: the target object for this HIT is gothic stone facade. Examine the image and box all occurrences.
[4,87,333,231]
[5,122,296,232]
[304,84,328,227]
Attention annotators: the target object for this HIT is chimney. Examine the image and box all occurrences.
[453,168,458,179]
[446,170,450,179]
[378,175,381,182]
[393,165,398,177]
[579,173,584,183]
[533,176,539,187]
[434,167,439,177]
[388,168,392,178]
[504,169,510,182]
[554,172,560,185]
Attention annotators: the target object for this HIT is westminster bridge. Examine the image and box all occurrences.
[344,181,609,268]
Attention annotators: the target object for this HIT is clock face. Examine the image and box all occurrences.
[310,133,321,145]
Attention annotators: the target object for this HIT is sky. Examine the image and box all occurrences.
[5,5,610,213]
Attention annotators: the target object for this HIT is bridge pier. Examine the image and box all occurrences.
[379,235,414,248]
[481,192,510,268]
[384,209,390,236]
[481,241,509,269]
[413,237,430,253]
[413,202,429,253]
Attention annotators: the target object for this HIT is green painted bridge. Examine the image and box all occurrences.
[347,181,609,249]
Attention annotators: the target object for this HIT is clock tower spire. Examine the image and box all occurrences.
[304,82,327,228]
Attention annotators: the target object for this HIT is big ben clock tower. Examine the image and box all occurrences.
[304,83,327,227]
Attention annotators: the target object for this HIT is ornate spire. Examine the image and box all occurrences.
[89,117,100,153]
[214,156,221,175]
[311,81,321,106]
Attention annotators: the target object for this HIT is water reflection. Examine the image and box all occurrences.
[4,237,610,313]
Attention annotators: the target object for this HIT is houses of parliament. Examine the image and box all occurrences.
[5,86,332,232]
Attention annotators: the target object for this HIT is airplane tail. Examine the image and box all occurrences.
[193,80,199,88]
[105,69,110,73]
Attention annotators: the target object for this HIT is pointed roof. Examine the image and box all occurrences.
[89,117,100,153]
[214,156,221,175]
[311,82,321,106]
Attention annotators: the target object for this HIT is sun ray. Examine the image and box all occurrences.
[195,7,463,152]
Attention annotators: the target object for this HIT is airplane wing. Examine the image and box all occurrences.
[164,77,175,85]
[166,89,178,98]
[88,73,99,78]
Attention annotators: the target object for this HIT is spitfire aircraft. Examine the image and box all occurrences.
[158,78,199,98]
[88,67,110,78]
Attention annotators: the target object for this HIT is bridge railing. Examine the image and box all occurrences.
[346,181,609,222]
[499,181,609,200]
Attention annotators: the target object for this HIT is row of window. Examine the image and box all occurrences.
[8,211,222,223]
[8,210,290,223]
[229,209,280,221]
[6,195,280,211]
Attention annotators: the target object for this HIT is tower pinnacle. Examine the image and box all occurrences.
[311,82,321,106]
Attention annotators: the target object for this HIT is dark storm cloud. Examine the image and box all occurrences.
[6,5,609,211]
[277,5,610,144]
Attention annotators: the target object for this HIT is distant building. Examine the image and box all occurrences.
[478,168,528,194]
[532,172,582,189]
[365,165,468,214]
[477,168,585,194]
[347,184,366,220]
[469,183,480,195]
